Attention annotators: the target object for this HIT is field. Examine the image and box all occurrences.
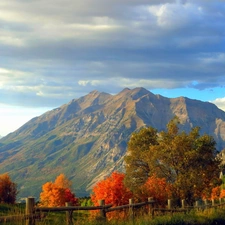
[1,202,225,225]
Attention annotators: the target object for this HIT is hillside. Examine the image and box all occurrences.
[0,87,225,198]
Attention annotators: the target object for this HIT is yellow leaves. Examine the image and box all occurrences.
[54,173,71,189]
[125,117,220,205]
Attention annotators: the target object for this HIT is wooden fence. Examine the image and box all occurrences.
[1,197,225,225]
[0,197,154,225]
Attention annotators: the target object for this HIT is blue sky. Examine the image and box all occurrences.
[0,0,225,136]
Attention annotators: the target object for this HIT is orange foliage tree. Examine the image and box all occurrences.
[0,173,18,204]
[210,186,220,200]
[220,189,225,199]
[139,174,171,207]
[91,172,133,220]
[40,174,77,207]
[91,172,132,206]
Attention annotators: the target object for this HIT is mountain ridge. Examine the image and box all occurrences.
[0,87,225,198]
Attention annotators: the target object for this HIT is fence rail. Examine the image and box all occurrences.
[1,197,225,225]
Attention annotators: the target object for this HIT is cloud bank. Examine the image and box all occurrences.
[0,0,224,107]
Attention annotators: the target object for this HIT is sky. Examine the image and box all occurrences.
[0,0,225,137]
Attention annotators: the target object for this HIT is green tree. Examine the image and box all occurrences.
[125,118,221,205]
[124,127,158,191]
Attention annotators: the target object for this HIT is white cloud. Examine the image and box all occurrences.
[148,2,202,30]
[212,97,225,112]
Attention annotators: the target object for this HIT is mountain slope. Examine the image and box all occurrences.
[0,87,225,198]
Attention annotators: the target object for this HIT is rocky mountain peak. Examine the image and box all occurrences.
[0,87,225,198]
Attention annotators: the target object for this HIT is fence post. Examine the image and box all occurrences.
[26,197,35,225]
[129,198,134,223]
[181,199,185,209]
[65,202,73,225]
[148,197,154,216]
[204,199,208,209]
[168,199,172,209]
[212,199,215,206]
[195,200,200,210]
[98,199,106,221]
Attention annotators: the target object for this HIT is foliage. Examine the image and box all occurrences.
[210,186,220,200]
[139,174,171,207]
[91,172,132,206]
[91,171,132,220]
[0,173,18,204]
[125,117,221,205]
[124,126,158,191]
[79,197,93,206]
[39,173,78,207]
[220,189,225,198]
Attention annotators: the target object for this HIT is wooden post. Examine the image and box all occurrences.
[212,199,215,206]
[168,199,172,209]
[148,197,154,216]
[181,199,185,209]
[65,202,73,225]
[195,200,200,210]
[26,197,35,225]
[98,199,106,221]
[129,198,134,223]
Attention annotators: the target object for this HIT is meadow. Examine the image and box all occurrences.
[1,201,225,225]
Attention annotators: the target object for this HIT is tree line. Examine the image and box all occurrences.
[1,118,224,216]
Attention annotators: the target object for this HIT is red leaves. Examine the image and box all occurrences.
[65,188,77,205]
[39,174,78,207]
[91,172,132,207]
[91,172,132,220]
[140,174,171,207]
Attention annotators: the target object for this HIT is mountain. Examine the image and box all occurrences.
[0,87,225,198]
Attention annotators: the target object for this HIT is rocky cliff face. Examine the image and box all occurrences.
[1,87,225,198]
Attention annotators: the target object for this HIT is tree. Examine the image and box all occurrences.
[91,172,132,207]
[139,174,171,207]
[91,172,132,220]
[39,174,77,207]
[54,173,72,189]
[0,173,18,204]
[124,127,158,191]
[125,118,221,205]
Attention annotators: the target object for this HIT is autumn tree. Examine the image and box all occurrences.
[0,173,18,204]
[40,174,77,207]
[91,172,132,207]
[125,117,221,205]
[139,174,171,207]
[91,172,133,220]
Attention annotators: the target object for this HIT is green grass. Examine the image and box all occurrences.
[2,204,225,225]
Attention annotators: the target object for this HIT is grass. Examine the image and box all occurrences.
[2,204,225,225]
